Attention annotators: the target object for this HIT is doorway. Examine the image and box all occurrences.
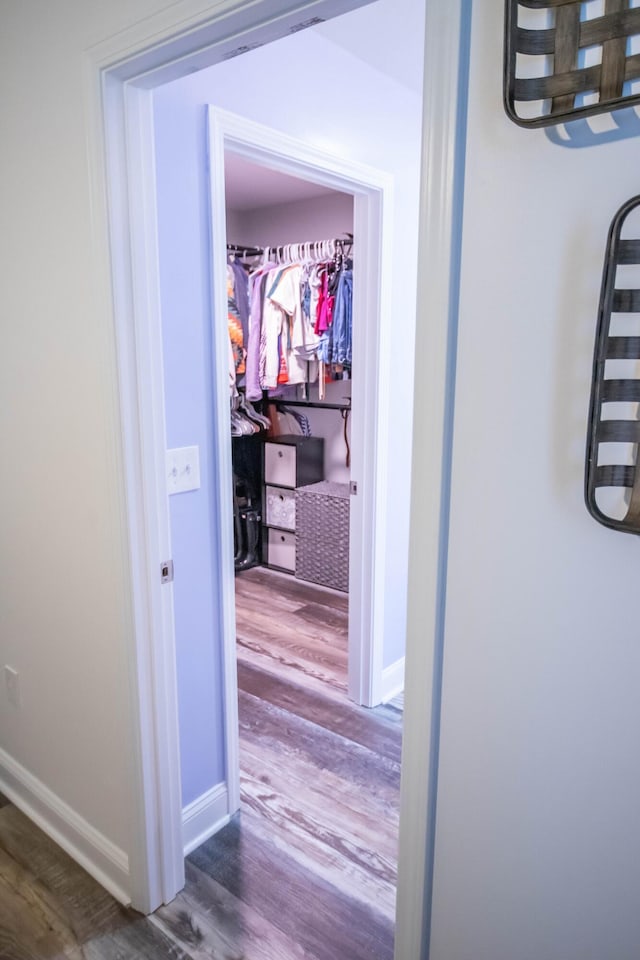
[224,154,356,698]
[200,106,396,820]
[97,0,465,950]
[151,37,416,947]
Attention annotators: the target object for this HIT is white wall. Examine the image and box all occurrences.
[429,4,640,959]
[0,0,170,868]
[228,191,354,248]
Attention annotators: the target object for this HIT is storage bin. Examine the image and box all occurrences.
[264,435,324,488]
[265,485,296,530]
[266,528,296,572]
[295,481,350,593]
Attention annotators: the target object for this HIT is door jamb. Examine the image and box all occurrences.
[207,106,393,719]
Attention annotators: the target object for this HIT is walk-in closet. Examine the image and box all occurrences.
[214,151,403,954]
[225,154,356,700]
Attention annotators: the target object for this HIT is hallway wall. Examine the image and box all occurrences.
[429,3,640,958]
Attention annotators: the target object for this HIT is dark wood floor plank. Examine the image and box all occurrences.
[237,633,347,699]
[235,599,348,659]
[236,640,349,705]
[189,817,394,960]
[238,660,402,763]
[236,567,349,614]
[235,615,347,674]
[239,690,400,798]
[239,708,400,854]
[239,769,397,920]
[0,807,194,960]
[0,791,11,809]
[234,579,304,617]
[290,601,348,633]
[0,847,83,960]
[0,806,128,943]
[82,917,196,960]
[152,859,308,960]
[239,735,399,859]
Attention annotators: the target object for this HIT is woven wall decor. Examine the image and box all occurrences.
[505,1,640,128]
[585,196,640,534]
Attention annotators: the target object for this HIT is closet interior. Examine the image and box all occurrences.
[225,153,355,661]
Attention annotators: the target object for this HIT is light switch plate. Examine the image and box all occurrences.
[166,445,201,495]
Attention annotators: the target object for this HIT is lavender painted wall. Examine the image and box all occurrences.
[154,97,226,805]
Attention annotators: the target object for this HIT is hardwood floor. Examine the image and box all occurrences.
[0,567,403,959]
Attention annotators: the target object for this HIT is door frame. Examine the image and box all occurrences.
[208,105,394,729]
[87,0,467,954]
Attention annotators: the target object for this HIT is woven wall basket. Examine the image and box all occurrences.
[585,196,640,535]
[505,1,640,128]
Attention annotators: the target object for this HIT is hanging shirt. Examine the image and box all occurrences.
[227,265,245,377]
[315,266,335,336]
[270,264,319,360]
[260,267,288,390]
[229,258,250,344]
[333,266,353,365]
[245,265,275,401]
[263,264,319,388]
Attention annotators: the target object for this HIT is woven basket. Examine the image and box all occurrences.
[504,0,640,128]
[295,482,350,592]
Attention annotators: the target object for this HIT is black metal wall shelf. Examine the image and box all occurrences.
[272,399,351,412]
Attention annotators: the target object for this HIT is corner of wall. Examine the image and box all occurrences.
[182,781,230,856]
[381,656,405,703]
[0,747,131,905]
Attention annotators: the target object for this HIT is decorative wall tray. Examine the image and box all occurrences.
[585,196,640,534]
[505,1,640,128]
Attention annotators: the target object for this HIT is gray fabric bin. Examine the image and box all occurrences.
[295,481,350,593]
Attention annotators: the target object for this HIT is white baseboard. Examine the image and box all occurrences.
[381,656,405,703]
[0,746,130,904]
[182,782,229,856]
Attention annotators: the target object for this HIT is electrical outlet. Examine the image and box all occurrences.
[4,666,20,707]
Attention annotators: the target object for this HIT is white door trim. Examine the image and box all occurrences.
[85,2,467,956]
[395,2,471,957]
[207,106,393,715]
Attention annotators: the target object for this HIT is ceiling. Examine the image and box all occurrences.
[224,153,342,212]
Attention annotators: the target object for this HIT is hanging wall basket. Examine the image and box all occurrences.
[585,195,640,535]
[504,1,640,128]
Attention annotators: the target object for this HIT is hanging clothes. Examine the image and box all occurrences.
[226,239,353,399]
[227,265,245,378]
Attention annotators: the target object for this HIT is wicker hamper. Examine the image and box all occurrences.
[295,481,350,593]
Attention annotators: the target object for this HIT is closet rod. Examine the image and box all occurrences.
[226,236,353,258]
[226,243,263,256]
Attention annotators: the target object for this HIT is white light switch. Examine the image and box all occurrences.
[166,445,201,495]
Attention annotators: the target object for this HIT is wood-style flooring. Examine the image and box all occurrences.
[0,567,403,959]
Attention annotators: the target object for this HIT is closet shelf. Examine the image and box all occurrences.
[273,398,351,412]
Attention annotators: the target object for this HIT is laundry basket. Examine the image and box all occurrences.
[295,481,350,593]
